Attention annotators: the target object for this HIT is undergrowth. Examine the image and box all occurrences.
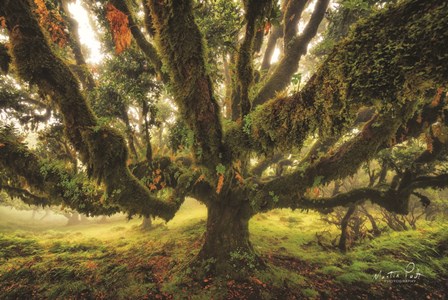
[0,200,446,299]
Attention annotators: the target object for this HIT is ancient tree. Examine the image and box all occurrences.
[1,0,447,277]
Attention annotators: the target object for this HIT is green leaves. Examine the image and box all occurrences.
[216,163,226,175]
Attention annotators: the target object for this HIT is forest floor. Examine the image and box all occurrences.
[0,199,447,299]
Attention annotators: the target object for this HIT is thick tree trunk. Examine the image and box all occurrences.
[194,200,262,278]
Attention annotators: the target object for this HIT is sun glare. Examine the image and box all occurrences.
[68,0,104,64]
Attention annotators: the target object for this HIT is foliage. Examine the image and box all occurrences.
[313,0,398,56]
[33,0,67,47]
[105,3,131,54]
[168,120,194,154]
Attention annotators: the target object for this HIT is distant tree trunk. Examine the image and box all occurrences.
[30,209,37,221]
[80,214,89,223]
[98,215,108,224]
[65,212,80,226]
[338,204,356,252]
[360,205,381,236]
[141,215,152,230]
[39,208,51,221]
[195,199,262,278]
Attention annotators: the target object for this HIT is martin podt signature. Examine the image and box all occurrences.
[373,262,423,283]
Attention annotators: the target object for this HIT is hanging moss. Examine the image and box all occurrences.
[229,0,448,156]
[249,97,437,216]
[1,0,179,220]
[0,125,118,216]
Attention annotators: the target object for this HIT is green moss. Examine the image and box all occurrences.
[233,0,448,155]
[149,0,224,168]
[336,272,373,284]
[0,234,42,259]
[320,265,344,276]
[302,288,319,298]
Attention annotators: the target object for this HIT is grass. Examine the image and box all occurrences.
[0,199,447,299]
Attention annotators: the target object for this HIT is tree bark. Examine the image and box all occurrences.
[195,200,262,278]
[338,205,356,252]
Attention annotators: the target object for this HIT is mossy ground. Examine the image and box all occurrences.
[0,199,447,299]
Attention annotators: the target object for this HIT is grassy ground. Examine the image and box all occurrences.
[0,199,447,299]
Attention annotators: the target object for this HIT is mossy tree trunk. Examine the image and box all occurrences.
[195,195,262,278]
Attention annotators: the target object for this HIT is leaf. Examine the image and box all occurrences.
[194,174,205,184]
[264,22,271,35]
[216,163,226,175]
[216,174,224,194]
[431,87,444,107]
[106,3,132,54]
[235,171,244,184]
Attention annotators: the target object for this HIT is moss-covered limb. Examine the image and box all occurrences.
[298,188,408,215]
[131,156,182,189]
[255,173,448,215]
[283,0,308,49]
[228,0,448,155]
[253,98,447,213]
[1,0,180,220]
[298,135,340,167]
[396,91,447,142]
[249,102,417,214]
[142,0,155,37]
[405,174,448,192]
[298,107,376,168]
[0,126,119,215]
[130,156,215,206]
[233,0,272,120]
[252,0,329,107]
[148,0,224,169]
[109,0,164,79]
[0,184,49,207]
